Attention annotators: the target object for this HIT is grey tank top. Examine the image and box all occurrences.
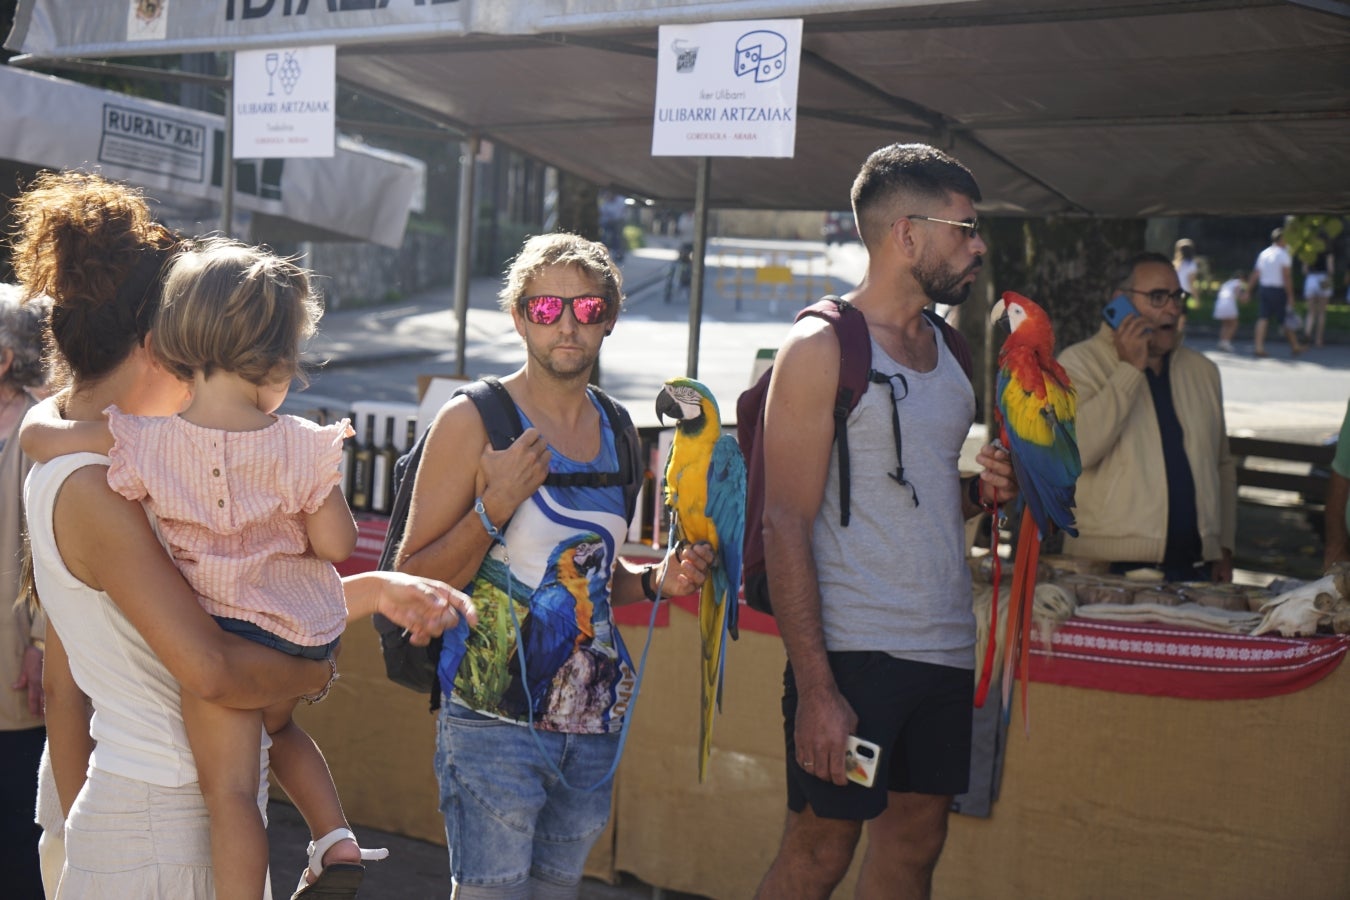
[811,324,977,668]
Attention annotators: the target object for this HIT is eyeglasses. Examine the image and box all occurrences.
[1126,288,1191,308]
[521,294,611,326]
[906,215,980,239]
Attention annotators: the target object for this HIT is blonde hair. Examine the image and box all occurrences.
[154,237,321,386]
[497,232,623,317]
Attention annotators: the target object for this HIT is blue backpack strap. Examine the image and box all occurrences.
[584,385,642,522]
[456,375,523,451]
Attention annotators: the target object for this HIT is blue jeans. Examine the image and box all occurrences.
[434,702,619,890]
[213,616,337,660]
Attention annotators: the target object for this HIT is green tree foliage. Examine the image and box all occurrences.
[1282,215,1345,267]
[985,216,1148,351]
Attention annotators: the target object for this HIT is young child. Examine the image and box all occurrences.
[23,237,382,900]
[1213,270,1247,353]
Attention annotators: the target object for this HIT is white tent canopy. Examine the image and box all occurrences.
[0,66,423,247]
[7,0,1349,217]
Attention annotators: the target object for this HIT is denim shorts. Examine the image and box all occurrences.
[434,702,619,890]
[213,616,337,661]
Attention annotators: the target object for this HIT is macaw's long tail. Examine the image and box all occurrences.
[698,570,730,783]
[999,506,1041,734]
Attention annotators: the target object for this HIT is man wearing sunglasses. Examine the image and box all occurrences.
[755,143,1018,900]
[1058,251,1236,583]
[396,233,712,900]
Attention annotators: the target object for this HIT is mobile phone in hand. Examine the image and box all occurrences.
[844,735,880,787]
[1102,294,1136,329]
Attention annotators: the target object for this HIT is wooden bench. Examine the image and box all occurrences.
[1229,436,1336,578]
[1229,436,1335,505]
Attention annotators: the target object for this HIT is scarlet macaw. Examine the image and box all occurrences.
[989,291,1081,727]
[656,377,746,782]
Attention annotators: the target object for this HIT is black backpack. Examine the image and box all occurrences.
[371,376,642,710]
[734,298,973,615]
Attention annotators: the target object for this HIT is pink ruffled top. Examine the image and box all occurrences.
[106,406,353,647]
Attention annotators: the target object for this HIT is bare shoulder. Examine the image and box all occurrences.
[768,317,842,416]
[424,394,489,458]
[52,463,161,588]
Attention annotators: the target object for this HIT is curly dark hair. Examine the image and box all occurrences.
[9,171,177,385]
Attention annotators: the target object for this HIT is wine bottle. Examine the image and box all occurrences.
[371,416,398,515]
[350,414,376,512]
[338,410,356,504]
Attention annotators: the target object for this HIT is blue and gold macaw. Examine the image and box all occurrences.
[512,533,607,715]
[989,291,1081,729]
[656,377,746,782]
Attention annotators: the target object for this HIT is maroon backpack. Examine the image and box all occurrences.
[735,296,973,615]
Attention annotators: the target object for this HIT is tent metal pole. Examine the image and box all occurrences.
[220,54,234,236]
[453,132,480,378]
[685,156,711,379]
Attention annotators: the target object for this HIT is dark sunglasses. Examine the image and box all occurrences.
[521,294,612,326]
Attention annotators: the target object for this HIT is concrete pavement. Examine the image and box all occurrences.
[302,236,1350,440]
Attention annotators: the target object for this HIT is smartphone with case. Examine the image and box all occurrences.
[844,735,880,787]
[1102,293,1136,329]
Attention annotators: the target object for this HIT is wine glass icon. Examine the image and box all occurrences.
[265,52,279,96]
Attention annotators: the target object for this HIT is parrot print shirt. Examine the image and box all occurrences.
[439,394,636,734]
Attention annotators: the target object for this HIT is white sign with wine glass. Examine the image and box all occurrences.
[233,45,336,159]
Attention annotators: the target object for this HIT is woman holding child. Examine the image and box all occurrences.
[13,171,471,898]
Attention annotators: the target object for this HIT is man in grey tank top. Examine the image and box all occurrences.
[754,144,1019,900]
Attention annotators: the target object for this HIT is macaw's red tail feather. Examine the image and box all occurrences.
[1000,507,1039,731]
[973,506,1000,708]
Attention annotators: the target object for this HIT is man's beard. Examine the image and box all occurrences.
[527,337,599,381]
[915,253,982,306]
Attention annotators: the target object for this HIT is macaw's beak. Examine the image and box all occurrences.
[655,386,682,426]
[990,298,1011,333]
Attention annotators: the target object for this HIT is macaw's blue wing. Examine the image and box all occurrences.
[996,362,1081,540]
[507,535,604,716]
[696,433,746,782]
[518,583,578,713]
[707,434,747,640]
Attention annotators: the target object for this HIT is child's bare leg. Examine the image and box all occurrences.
[265,700,362,880]
[182,690,268,900]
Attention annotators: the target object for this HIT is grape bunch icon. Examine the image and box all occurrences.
[277,52,302,95]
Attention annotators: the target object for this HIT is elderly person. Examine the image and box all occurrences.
[1059,252,1236,583]
[0,283,51,898]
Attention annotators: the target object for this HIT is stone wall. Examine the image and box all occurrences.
[302,226,454,310]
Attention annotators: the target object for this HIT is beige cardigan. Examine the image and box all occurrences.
[1058,325,1236,565]
[2,393,45,732]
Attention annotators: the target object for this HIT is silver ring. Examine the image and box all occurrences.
[802,760,814,768]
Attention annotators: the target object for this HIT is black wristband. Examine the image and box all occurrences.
[967,475,984,509]
[641,564,660,601]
